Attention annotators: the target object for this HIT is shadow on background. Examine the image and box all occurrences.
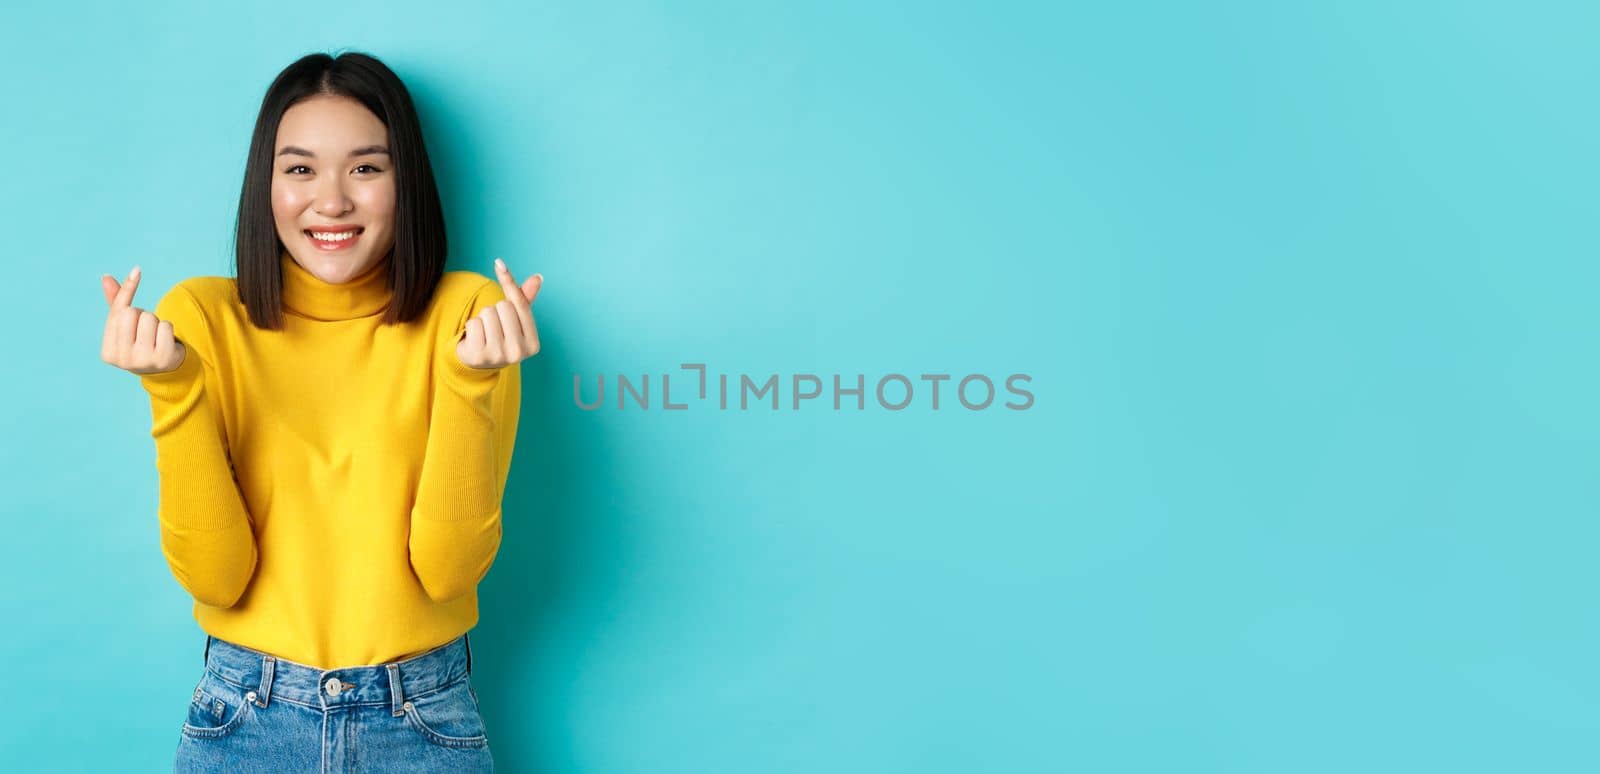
[475,346,615,773]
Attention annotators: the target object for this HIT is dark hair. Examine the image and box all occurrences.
[234,51,447,329]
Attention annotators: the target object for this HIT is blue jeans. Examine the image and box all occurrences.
[174,633,493,772]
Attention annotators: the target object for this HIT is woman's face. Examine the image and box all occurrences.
[271,94,397,284]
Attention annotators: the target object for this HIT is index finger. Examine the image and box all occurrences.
[492,257,536,342]
[110,265,141,309]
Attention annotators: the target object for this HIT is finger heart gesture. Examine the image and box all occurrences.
[456,257,544,370]
[100,265,188,375]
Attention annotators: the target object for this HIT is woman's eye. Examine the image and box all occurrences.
[282,165,381,175]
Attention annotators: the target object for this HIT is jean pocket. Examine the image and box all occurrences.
[402,677,489,749]
[181,673,254,740]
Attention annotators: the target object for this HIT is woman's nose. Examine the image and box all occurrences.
[315,183,353,216]
[316,198,351,217]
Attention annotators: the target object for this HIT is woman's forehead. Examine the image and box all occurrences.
[276,96,387,151]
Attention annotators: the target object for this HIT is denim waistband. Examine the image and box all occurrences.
[201,633,474,714]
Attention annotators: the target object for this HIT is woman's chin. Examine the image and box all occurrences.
[293,250,376,284]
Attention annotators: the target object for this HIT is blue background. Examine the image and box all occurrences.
[2,0,1593,771]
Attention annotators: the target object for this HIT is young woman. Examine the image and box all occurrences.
[98,51,542,772]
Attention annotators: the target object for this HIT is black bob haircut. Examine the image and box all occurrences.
[234,51,447,329]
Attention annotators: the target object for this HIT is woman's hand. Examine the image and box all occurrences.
[101,266,187,375]
[456,257,544,370]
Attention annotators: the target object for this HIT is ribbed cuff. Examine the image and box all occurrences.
[441,351,505,390]
[138,346,202,401]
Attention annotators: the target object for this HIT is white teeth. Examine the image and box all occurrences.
[309,231,358,241]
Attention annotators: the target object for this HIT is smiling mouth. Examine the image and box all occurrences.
[305,228,364,250]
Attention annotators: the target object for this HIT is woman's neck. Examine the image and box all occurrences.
[279,248,393,321]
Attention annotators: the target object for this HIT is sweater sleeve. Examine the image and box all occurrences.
[138,283,259,609]
[408,278,523,603]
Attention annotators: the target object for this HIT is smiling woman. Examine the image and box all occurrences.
[96,49,545,774]
[234,52,452,330]
[272,101,395,279]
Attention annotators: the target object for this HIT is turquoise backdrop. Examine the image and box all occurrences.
[2,0,1593,771]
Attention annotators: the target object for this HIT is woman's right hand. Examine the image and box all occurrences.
[101,266,187,375]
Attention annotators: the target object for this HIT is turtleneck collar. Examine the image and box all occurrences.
[280,248,393,321]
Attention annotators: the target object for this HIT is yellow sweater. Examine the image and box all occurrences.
[139,249,520,669]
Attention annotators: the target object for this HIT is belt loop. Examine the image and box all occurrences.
[256,655,275,707]
[464,633,473,676]
[203,634,212,666]
[387,663,406,717]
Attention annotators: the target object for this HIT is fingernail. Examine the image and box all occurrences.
[131,265,141,275]
[535,273,544,282]
[495,257,505,272]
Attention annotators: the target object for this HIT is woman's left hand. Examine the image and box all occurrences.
[456,257,544,370]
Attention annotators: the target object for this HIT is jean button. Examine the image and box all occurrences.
[324,677,342,696]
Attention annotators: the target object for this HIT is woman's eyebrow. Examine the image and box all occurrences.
[275,145,391,158]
